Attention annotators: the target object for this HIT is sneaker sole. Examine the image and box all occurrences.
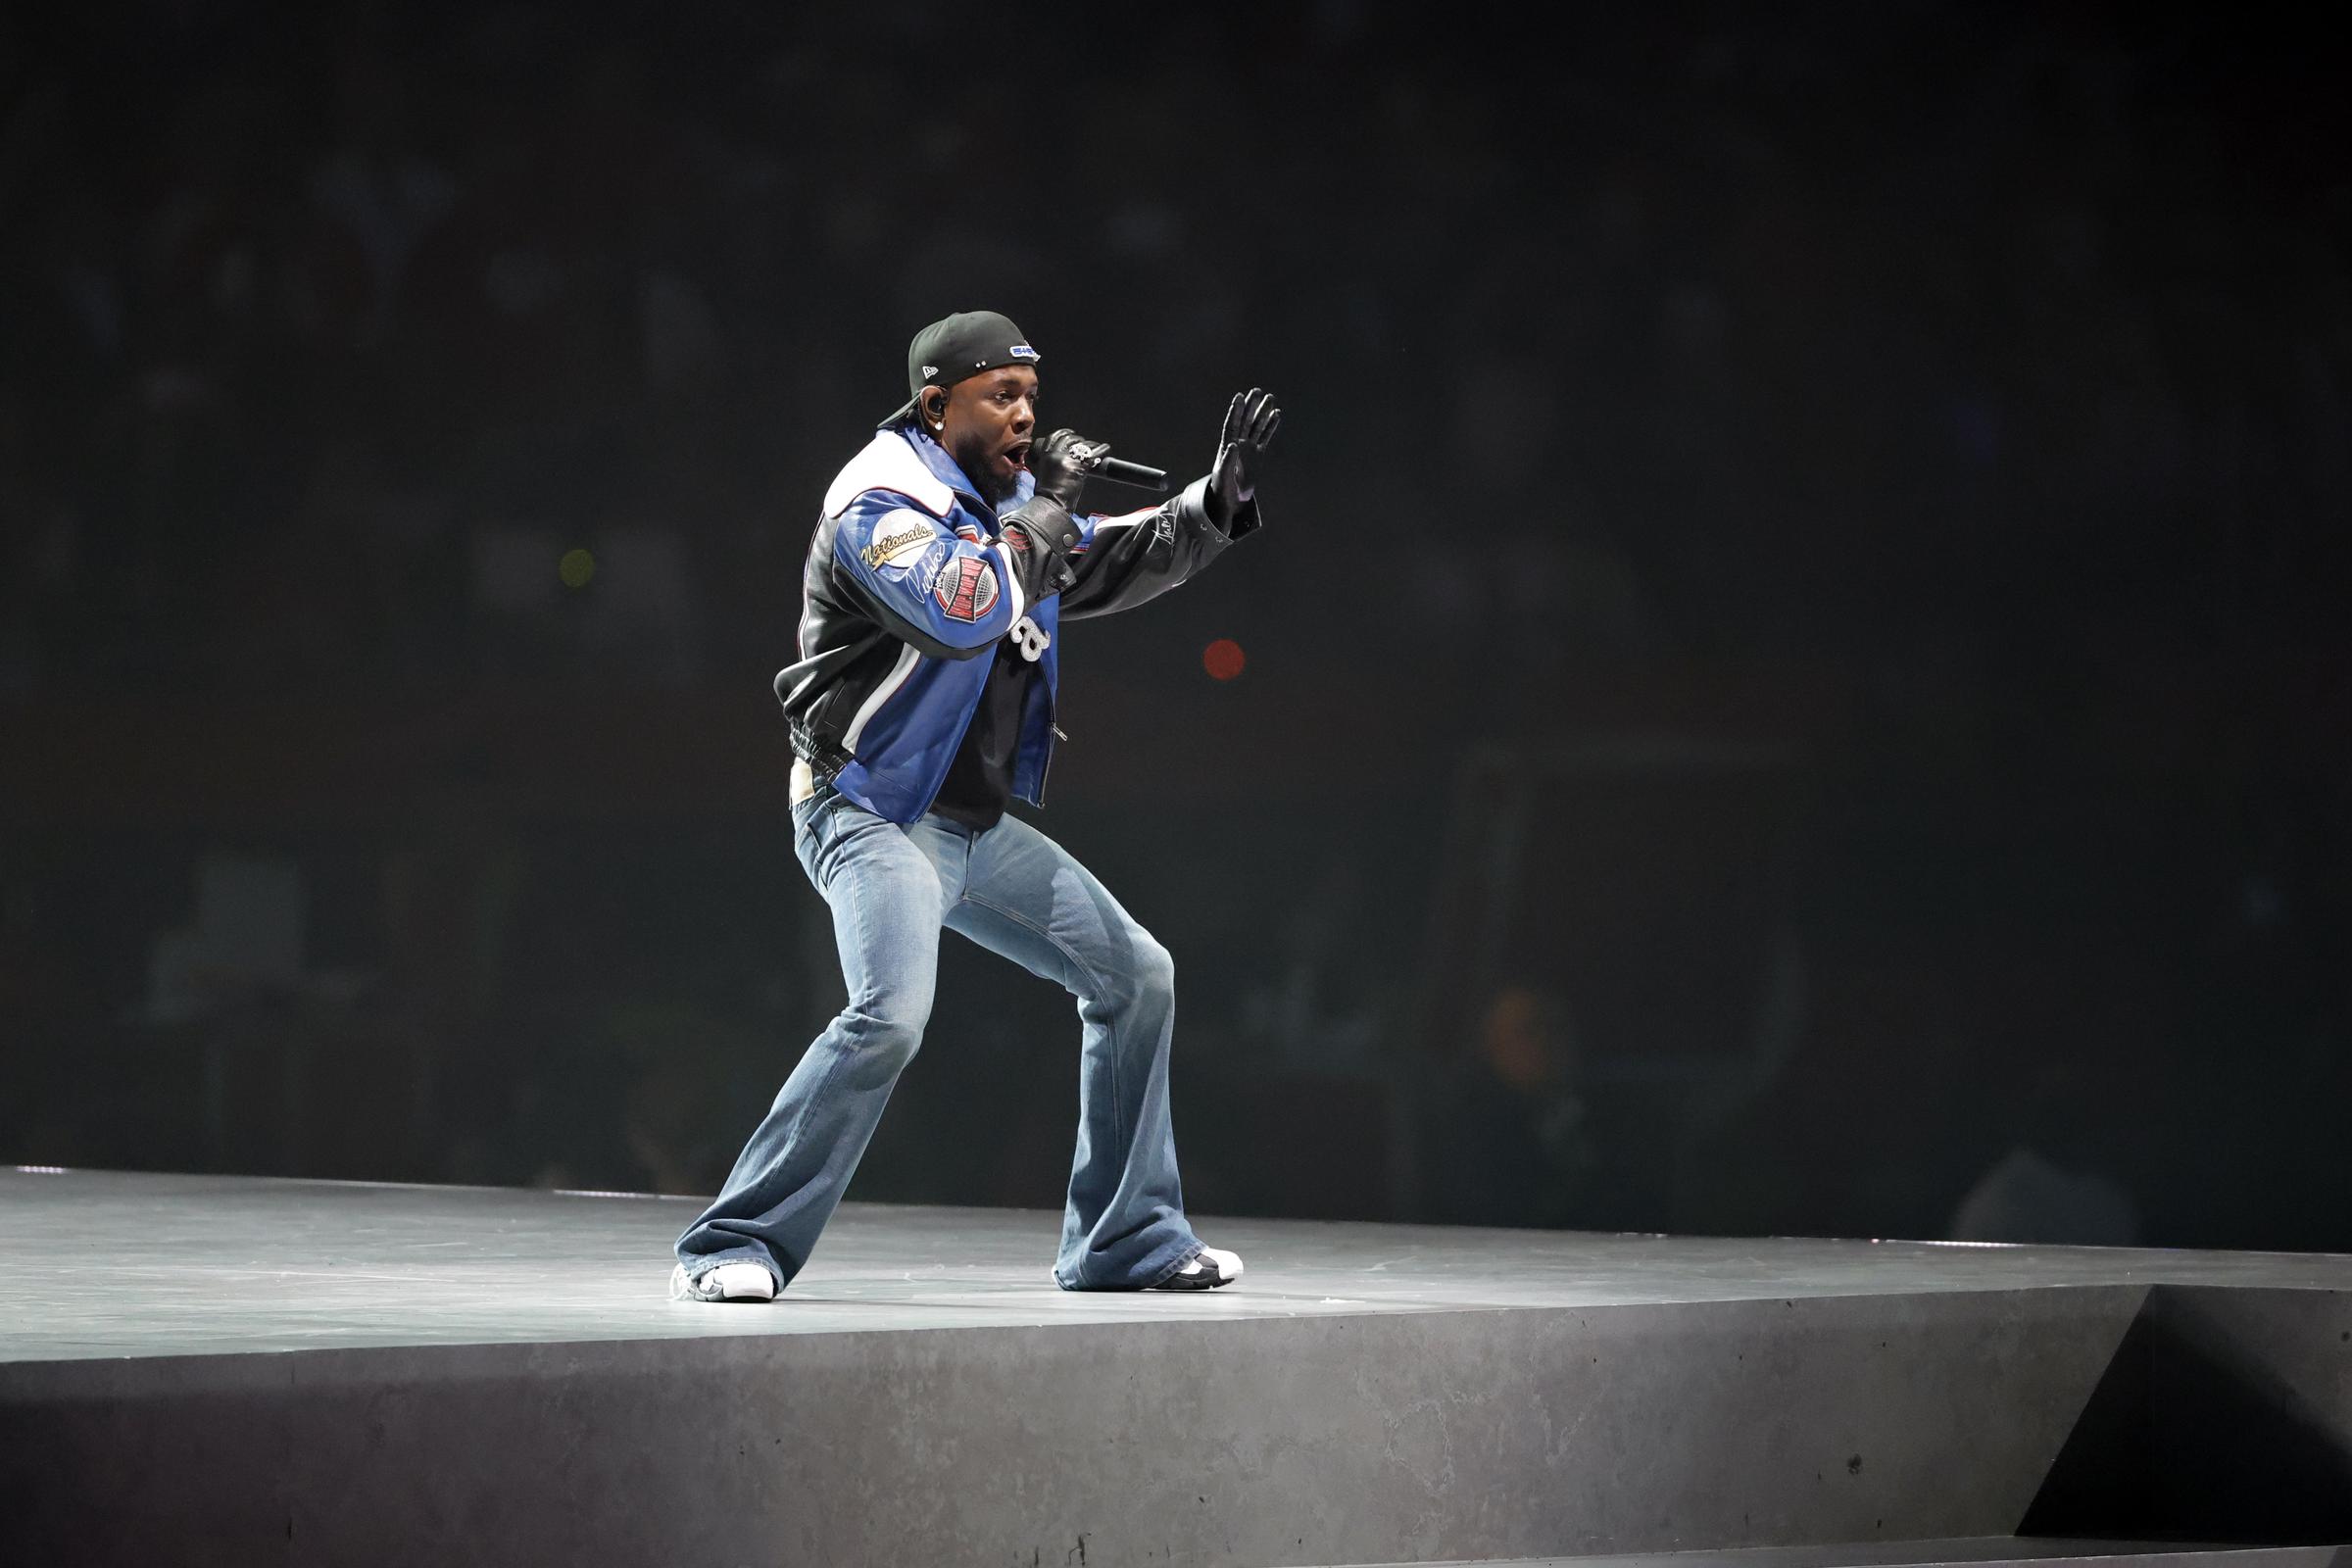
[669,1263,778,1302]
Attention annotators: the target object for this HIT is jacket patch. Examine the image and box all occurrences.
[860,517,935,569]
[930,557,1001,622]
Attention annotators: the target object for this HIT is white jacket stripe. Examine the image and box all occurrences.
[842,643,921,751]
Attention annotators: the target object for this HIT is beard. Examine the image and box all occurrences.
[947,429,1021,508]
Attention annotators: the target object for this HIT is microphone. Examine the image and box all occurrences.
[1082,454,1170,493]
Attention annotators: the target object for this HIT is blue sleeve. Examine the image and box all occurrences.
[830,493,1025,658]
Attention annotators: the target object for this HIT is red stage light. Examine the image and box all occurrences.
[1203,638,1246,681]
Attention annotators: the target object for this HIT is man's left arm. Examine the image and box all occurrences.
[1056,480,1251,620]
[1057,388,1278,621]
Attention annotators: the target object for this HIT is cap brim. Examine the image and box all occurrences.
[876,394,922,431]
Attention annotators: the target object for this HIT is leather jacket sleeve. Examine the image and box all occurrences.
[828,492,1028,660]
[1058,475,1262,621]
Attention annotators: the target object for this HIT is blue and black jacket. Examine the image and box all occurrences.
[776,423,1260,823]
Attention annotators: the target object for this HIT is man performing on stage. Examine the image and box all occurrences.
[671,311,1280,1301]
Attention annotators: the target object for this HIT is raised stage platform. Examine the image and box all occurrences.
[3,1169,2349,1566]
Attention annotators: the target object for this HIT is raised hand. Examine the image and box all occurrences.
[1210,388,1280,523]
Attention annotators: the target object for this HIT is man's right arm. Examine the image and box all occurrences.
[827,492,1026,660]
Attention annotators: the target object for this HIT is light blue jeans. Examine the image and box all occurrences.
[675,782,1203,1291]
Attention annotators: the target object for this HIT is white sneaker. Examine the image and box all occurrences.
[1147,1245,1244,1291]
[669,1261,778,1302]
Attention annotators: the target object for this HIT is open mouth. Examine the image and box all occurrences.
[1004,440,1032,471]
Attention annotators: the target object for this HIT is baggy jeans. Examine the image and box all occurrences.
[674,782,1202,1291]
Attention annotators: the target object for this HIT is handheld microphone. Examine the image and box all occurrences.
[1084,455,1171,493]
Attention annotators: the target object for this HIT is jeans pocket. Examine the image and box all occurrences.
[807,793,899,892]
[791,785,835,872]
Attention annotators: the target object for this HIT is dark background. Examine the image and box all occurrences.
[4,2,2347,1250]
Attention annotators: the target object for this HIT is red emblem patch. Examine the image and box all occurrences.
[931,557,1001,622]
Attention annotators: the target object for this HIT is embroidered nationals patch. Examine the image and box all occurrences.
[859,514,936,570]
[930,557,1001,622]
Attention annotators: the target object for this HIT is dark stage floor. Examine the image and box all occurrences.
[6,1169,2350,1567]
[7,1166,2351,1363]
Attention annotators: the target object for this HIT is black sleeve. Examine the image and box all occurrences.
[1057,476,1262,621]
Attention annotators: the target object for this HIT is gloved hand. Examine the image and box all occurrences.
[998,497,1082,601]
[1209,387,1280,525]
[1026,427,1111,511]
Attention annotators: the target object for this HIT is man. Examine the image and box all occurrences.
[671,311,1279,1300]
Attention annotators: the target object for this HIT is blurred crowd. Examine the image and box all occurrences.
[4,3,2349,1248]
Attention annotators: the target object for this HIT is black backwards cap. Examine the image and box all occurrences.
[878,311,1041,428]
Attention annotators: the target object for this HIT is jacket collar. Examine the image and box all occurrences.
[896,421,1035,520]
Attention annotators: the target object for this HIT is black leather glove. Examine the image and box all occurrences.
[1209,387,1280,526]
[998,497,1081,601]
[1026,427,1111,511]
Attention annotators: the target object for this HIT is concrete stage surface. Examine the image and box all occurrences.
[3,1169,2349,1566]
